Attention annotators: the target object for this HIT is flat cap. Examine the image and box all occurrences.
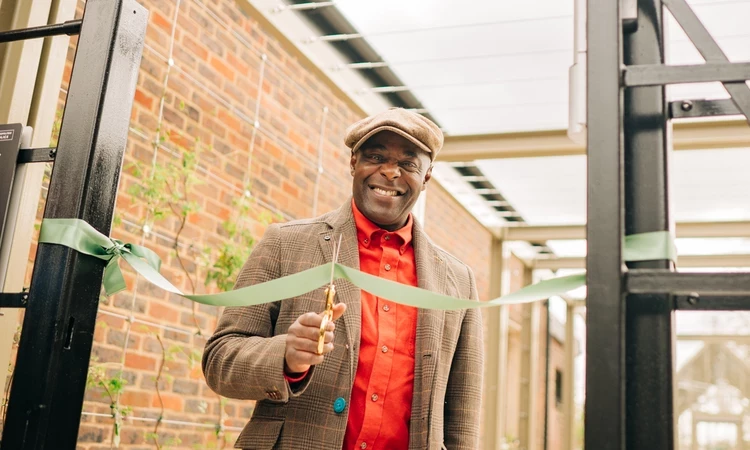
[344,107,443,161]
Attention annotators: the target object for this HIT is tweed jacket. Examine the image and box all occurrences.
[202,201,484,450]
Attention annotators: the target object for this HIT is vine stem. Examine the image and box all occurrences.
[151,334,167,450]
[164,178,203,336]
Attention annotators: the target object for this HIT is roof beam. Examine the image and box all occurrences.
[501,220,750,242]
[440,119,750,161]
[533,253,750,270]
[676,335,750,342]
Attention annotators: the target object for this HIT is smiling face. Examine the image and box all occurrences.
[350,131,433,231]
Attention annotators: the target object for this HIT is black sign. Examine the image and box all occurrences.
[0,123,23,247]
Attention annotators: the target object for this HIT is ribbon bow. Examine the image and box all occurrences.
[39,219,162,296]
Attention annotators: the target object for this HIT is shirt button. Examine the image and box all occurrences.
[384,234,390,241]
[381,345,388,353]
[384,263,391,271]
[371,394,379,402]
[383,305,390,312]
[363,238,369,244]
[360,443,367,449]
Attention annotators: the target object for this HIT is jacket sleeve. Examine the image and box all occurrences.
[201,224,313,402]
[443,265,484,449]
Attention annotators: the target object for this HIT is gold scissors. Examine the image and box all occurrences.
[318,235,342,355]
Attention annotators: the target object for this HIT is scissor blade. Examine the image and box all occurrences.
[329,234,342,285]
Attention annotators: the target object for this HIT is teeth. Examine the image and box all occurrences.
[373,187,398,196]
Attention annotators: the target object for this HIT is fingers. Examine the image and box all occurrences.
[284,347,324,373]
[284,305,347,373]
[290,322,334,342]
[288,334,335,355]
[331,303,347,321]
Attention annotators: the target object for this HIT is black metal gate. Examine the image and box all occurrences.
[585,0,750,449]
[0,1,147,448]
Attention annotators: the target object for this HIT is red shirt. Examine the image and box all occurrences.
[344,201,418,450]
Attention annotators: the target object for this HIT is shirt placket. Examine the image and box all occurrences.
[356,235,401,449]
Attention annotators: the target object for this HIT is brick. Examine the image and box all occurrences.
[119,390,152,408]
[210,56,235,82]
[106,329,139,350]
[148,301,179,322]
[188,6,215,35]
[125,352,157,371]
[150,9,172,33]
[173,378,200,395]
[201,115,226,138]
[217,109,242,134]
[152,392,183,411]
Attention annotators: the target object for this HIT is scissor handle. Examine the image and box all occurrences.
[317,285,337,354]
[317,310,333,355]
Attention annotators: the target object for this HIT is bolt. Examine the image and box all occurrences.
[681,100,694,112]
[21,294,28,305]
[686,293,699,305]
[49,148,57,158]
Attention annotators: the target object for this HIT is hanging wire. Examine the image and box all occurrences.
[241,54,267,177]
[311,107,329,216]
[233,54,267,238]
[81,411,243,432]
[99,309,197,339]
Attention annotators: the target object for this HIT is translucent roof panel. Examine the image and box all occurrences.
[476,147,750,226]
[334,0,750,135]
[544,238,750,259]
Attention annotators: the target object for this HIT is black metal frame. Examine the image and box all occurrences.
[0,20,81,44]
[0,0,147,448]
[585,0,750,449]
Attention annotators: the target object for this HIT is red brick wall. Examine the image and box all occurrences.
[423,182,493,300]
[1,0,496,448]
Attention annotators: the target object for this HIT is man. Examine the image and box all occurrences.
[202,108,484,450]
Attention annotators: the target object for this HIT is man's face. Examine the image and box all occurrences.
[350,131,433,231]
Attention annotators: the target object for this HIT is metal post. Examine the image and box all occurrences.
[562,302,576,450]
[584,0,625,449]
[482,237,508,450]
[518,267,538,450]
[623,1,675,449]
[1,0,147,448]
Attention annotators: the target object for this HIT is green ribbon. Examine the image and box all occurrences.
[38,218,676,310]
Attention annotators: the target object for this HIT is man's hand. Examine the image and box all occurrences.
[284,303,347,375]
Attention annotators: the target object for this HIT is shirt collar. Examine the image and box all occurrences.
[351,199,413,248]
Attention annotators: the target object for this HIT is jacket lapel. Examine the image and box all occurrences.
[410,218,446,447]
[318,202,361,382]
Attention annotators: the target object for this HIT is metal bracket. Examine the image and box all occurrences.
[0,19,82,44]
[669,99,740,119]
[0,292,29,308]
[16,147,57,164]
[674,293,750,310]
